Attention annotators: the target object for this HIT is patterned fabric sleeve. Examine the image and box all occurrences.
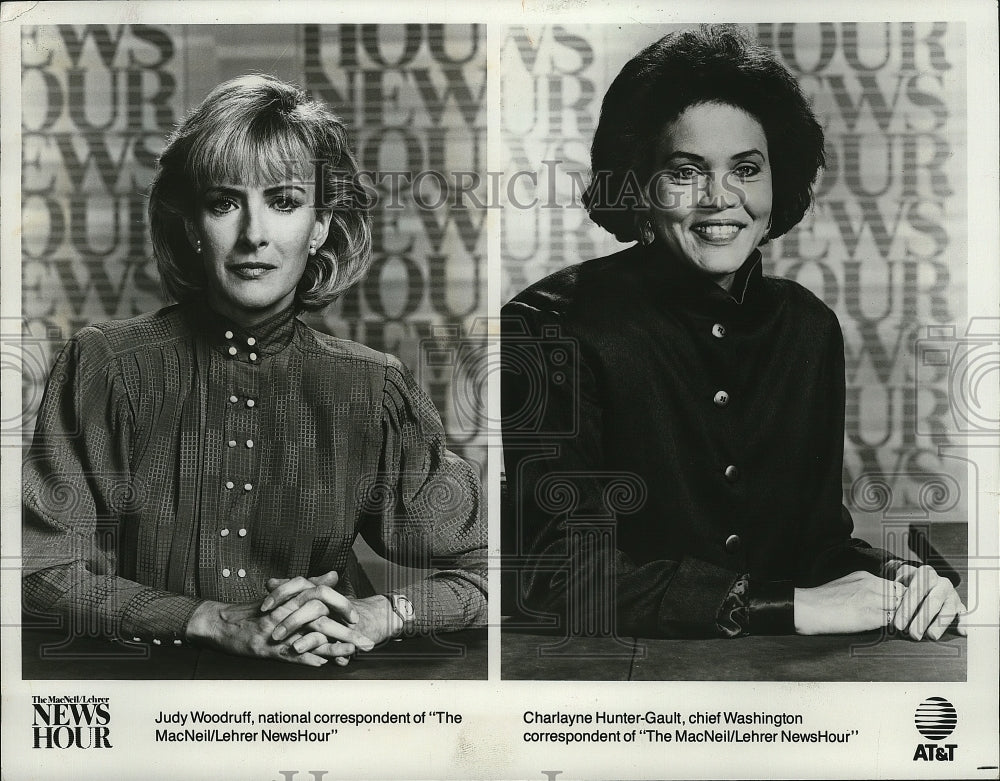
[22,328,201,644]
[359,355,487,634]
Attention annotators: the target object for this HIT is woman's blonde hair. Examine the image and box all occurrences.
[148,74,373,310]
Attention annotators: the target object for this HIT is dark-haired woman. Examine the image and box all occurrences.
[501,26,964,640]
[24,75,486,667]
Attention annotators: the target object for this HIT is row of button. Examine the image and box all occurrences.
[132,637,184,646]
[225,330,259,361]
[224,330,256,345]
[714,322,739,555]
[222,330,259,583]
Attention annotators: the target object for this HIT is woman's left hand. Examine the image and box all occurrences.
[261,571,401,665]
[891,563,968,640]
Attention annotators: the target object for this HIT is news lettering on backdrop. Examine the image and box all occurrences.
[499,22,968,548]
[19,24,487,471]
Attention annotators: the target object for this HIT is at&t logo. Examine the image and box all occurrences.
[912,696,957,762]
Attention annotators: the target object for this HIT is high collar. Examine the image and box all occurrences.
[190,300,300,363]
[637,241,767,317]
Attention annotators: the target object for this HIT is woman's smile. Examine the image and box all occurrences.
[690,220,746,243]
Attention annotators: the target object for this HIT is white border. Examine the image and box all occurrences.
[2,2,997,780]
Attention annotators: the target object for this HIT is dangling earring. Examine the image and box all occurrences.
[639,219,655,247]
[308,240,317,256]
[195,239,202,254]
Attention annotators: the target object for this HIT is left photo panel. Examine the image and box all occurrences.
[18,23,488,680]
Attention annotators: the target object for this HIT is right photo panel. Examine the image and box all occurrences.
[499,22,970,682]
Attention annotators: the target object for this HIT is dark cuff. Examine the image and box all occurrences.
[880,558,919,580]
[748,579,795,635]
[715,573,749,638]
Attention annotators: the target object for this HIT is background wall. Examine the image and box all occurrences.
[17,22,974,570]
[499,23,969,553]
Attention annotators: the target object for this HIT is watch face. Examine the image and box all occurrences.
[394,595,414,620]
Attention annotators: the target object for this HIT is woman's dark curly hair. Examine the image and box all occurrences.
[149,74,373,310]
[584,25,825,243]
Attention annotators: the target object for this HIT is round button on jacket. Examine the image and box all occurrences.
[724,465,739,482]
[713,390,729,407]
[724,534,742,554]
[712,323,726,338]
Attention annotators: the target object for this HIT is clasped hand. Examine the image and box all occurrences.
[185,571,400,667]
[794,565,967,640]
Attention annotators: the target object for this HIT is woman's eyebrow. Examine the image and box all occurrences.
[661,149,766,164]
[662,151,706,163]
[730,148,766,161]
[203,184,243,195]
[263,184,308,195]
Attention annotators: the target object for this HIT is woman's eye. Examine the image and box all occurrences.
[271,195,301,212]
[208,197,237,215]
[671,166,701,181]
[733,163,761,179]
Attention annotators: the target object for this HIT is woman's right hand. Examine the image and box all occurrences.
[794,571,905,635]
[184,600,339,666]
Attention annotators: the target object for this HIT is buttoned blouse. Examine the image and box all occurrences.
[501,243,899,637]
[23,302,486,645]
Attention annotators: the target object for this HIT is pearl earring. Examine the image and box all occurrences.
[195,239,202,254]
[309,240,317,256]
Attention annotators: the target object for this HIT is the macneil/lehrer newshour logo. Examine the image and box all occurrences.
[912,696,957,762]
[32,695,112,749]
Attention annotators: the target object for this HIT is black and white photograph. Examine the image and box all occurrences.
[14,21,488,680]
[499,22,975,682]
[1,2,997,780]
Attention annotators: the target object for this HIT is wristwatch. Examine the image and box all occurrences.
[386,593,415,630]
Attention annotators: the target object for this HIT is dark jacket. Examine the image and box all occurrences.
[501,242,897,637]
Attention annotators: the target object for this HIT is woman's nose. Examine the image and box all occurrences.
[239,204,269,248]
[697,172,740,210]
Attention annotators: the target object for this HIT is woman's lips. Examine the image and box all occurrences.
[228,263,275,280]
[691,222,743,244]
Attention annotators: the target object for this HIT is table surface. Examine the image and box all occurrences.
[503,523,970,681]
[22,627,487,680]
[501,628,967,681]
